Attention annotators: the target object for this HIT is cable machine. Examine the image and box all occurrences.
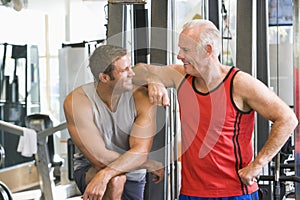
[293,1,300,199]
[221,0,300,199]
[0,43,40,168]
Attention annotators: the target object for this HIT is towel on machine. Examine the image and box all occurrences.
[17,128,37,157]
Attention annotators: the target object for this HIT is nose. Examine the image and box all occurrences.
[129,67,135,76]
[177,50,183,60]
[177,54,181,60]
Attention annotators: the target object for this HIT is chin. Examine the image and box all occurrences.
[184,68,191,75]
[124,84,133,91]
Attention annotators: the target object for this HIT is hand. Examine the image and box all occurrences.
[150,167,165,183]
[147,160,165,183]
[82,171,110,200]
[148,82,170,106]
[238,162,261,185]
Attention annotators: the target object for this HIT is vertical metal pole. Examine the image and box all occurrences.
[0,43,7,101]
[256,0,270,154]
[168,0,180,198]
[165,104,170,200]
[169,90,174,200]
[208,0,219,29]
[150,0,168,65]
[24,45,28,119]
[64,0,70,42]
[133,4,149,64]
[236,0,254,75]
[274,154,281,200]
[0,44,7,165]
[151,1,168,199]
[107,3,124,47]
[35,136,55,200]
[293,0,300,199]
[172,89,179,200]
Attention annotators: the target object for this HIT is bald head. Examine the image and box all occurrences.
[182,19,221,57]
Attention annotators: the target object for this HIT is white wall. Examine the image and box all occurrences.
[0,0,108,165]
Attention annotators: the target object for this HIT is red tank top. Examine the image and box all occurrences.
[178,67,258,197]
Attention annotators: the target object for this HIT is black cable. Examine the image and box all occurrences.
[221,0,232,65]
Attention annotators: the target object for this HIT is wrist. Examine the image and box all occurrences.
[251,157,265,170]
[145,159,163,172]
[96,168,113,184]
[146,78,163,85]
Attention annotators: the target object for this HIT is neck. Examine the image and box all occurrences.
[194,63,229,92]
[95,82,122,111]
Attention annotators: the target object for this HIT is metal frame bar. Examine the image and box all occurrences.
[236,0,254,75]
[293,1,300,198]
[0,120,67,200]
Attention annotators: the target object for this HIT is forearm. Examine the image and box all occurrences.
[96,150,149,180]
[132,63,161,86]
[140,158,164,172]
[75,134,122,170]
[252,116,298,168]
[92,149,121,170]
[238,115,298,185]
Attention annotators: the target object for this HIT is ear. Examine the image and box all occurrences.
[205,44,213,55]
[99,73,110,83]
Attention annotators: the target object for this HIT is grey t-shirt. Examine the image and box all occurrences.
[73,82,146,181]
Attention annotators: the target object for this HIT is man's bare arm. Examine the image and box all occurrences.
[235,72,298,185]
[83,87,159,198]
[133,63,185,106]
[63,88,120,170]
[132,64,182,87]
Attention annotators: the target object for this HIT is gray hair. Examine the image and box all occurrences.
[182,19,221,57]
[89,45,127,81]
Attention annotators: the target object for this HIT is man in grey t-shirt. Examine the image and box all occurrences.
[64,45,164,200]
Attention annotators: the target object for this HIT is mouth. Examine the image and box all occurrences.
[124,79,133,85]
[183,62,191,68]
[181,59,190,65]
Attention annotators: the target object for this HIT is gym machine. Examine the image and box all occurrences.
[0,43,40,168]
[220,0,300,199]
[106,0,176,199]
[0,120,80,200]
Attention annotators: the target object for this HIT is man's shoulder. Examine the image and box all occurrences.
[232,69,256,86]
[64,85,90,106]
[132,86,149,99]
[68,85,86,97]
[132,86,152,108]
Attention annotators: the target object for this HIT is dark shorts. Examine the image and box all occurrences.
[73,166,146,200]
[179,191,259,200]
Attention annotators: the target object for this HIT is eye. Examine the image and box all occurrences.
[181,48,189,52]
[118,66,131,73]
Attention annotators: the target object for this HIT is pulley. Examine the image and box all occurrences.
[0,182,12,200]
[0,144,5,167]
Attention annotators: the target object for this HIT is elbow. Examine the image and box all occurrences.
[291,114,299,130]
[285,112,299,134]
[97,152,112,167]
[92,150,114,169]
[93,158,109,171]
[93,163,106,171]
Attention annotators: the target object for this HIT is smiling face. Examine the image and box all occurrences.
[177,26,211,76]
[109,55,135,91]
